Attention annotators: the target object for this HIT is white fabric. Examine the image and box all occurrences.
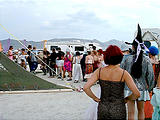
[56,60,64,67]
[101,61,107,67]
[84,74,93,79]
[18,54,28,64]
[134,39,149,62]
[84,85,101,120]
[72,57,83,82]
[124,90,150,101]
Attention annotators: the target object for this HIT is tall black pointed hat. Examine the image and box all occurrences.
[135,24,142,41]
[126,24,149,62]
[125,24,143,45]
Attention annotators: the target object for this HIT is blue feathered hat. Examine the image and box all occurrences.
[149,46,159,55]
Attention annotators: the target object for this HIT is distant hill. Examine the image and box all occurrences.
[0,38,125,50]
[102,39,124,49]
[0,39,43,51]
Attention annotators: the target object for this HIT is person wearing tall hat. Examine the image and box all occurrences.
[120,24,155,120]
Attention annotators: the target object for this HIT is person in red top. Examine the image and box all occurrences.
[92,50,99,71]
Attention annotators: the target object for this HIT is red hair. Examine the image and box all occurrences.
[104,45,123,65]
[97,49,103,55]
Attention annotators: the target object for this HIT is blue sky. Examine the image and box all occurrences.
[0,0,160,42]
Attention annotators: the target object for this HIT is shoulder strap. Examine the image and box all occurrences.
[99,68,101,80]
[120,70,125,82]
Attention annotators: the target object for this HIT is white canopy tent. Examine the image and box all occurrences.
[141,28,160,48]
[141,28,160,59]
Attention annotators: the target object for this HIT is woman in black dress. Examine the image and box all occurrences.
[84,45,140,119]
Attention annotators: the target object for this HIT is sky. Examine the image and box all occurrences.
[0,0,160,43]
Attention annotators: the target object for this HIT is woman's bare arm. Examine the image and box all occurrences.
[83,69,100,102]
[124,70,140,100]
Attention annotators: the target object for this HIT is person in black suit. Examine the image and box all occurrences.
[49,48,57,77]
[80,52,87,81]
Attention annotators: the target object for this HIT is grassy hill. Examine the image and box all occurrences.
[0,52,68,91]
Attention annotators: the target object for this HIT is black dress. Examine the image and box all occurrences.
[98,70,126,120]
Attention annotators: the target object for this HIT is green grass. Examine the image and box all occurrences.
[0,52,69,91]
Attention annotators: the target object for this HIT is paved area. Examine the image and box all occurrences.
[0,91,96,120]
[0,72,99,120]
[36,73,87,90]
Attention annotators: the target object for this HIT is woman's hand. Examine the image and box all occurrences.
[93,98,101,102]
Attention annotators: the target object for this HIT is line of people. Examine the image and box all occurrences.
[38,47,105,83]
[6,44,106,84]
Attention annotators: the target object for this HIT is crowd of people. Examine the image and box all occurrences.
[7,45,39,73]
[5,25,160,120]
[84,25,160,120]
[6,44,105,83]
[37,45,105,83]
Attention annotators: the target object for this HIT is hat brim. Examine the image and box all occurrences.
[125,42,133,45]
